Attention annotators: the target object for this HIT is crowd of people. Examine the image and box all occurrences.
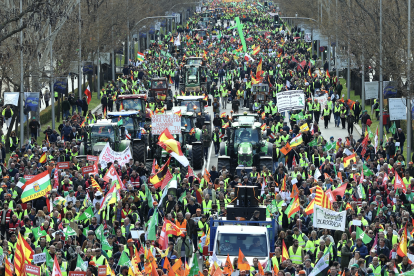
[0,2,413,276]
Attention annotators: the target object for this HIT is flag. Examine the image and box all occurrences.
[103,107,107,118]
[287,197,300,218]
[16,177,26,189]
[374,127,379,153]
[330,183,347,199]
[244,53,254,61]
[90,177,102,192]
[32,227,47,240]
[345,203,352,210]
[258,261,264,276]
[360,133,369,156]
[77,254,88,271]
[84,85,91,104]
[253,45,260,55]
[150,157,171,187]
[170,36,174,43]
[147,207,158,240]
[308,245,332,276]
[363,164,374,176]
[157,134,190,167]
[356,226,372,244]
[344,153,357,168]
[174,110,182,117]
[39,152,47,163]
[290,134,303,147]
[238,249,250,271]
[305,199,315,215]
[172,259,184,276]
[260,123,266,131]
[14,233,34,276]
[326,70,330,78]
[390,121,397,135]
[397,225,408,257]
[315,186,333,209]
[5,257,13,276]
[256,58,263,79]
[189,252,200,276]
[224,255,233,275]
[165,219,185,237]
[78,206,94,221]
[21,171,52,203]
[308,68,311,77]
[169,76,174,85]
[164,258,175,276]
[282,240,289,261]
[394,172,407,194]
[117,251,131,267]
[52,255,62,276]
[324,142,336,152]
[65,226,77,240]
[291,184,299,198]
[300,123,309,132]
[280,143,292,155]
[137,52,145,62]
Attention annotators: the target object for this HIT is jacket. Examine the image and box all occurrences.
[341,245,353,268]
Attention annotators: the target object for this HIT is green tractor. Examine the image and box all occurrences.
[179,65,207,95]
[217,113,273,174]
[160,106,205,170]
[79,120,131,156]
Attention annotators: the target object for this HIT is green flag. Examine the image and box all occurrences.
[324,142,336,151]
[356,226,372,244]
[284,199,295,215]
[44,248,54,269]
[78,206,94,221]
[32,227,47,240]
[102,238,113,251]
[147,207,158,241]
[188,252,200,276]
[65,226,77,240]
[95,224,104,241]
[117,251,131,267]
[178,192,186,203]
[77,254,88,271]
[367,125,374,139]
[83,226,89,237]
[117,118,123,126]
[363,164,374,176]
[297,111,305,120]
[390,122,397,135]
[308,139,317,147]
[144,184,154,208]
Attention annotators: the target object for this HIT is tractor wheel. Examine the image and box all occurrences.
[180,165,188,180]
[133,142,146,165]
[260,158,274,173]
[217,158,231,173]
[145,161,153,172]
[192,144,204,170]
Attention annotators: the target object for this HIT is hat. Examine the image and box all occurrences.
[24,154,28,157]
[351,264,359,268]
[95,191,102,196]
[330,136,334,139]
[243,175,248,179]
[299,271,306,275]
[69,190,74,193]
[282,203,287,207]
[171,255,178,260]
[127,239,134,243]
[382,206,388,211]
[1,185,6,188]
[371,202,377,205]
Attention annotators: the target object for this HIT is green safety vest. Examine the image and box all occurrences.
[212,132,221,143]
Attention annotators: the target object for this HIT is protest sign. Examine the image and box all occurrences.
[87,155,99,162]
[33,253,46,264]
[389,98,407,120]
[151,114,181,135]
[313,204,346,231]
[69,272,87,276]
[24,264,40,276]
[3,92,20,106]
[276,90,305,113]
[98,143,132,168]
[365,81,379,100]
[57,162,70,169]
[98,266,107,276]
[313,93,328,108]
[81,165,95,176]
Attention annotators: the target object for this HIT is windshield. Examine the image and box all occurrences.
[216,233,267,257]
[91,125,115,143]
[186,67,199,84]
[252,85,269,93]
[181,116,194,132]
[234,127,260,146]
[179,100,201,113]
[197,31,206,37]
[110,116,135,134]
[187,59,203,66]
[151,80,167,89]
[119,99,143,111]
[233,116,256,124]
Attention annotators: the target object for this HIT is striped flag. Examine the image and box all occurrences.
[14,233,34,276]
[90,177,102,192]
[21,171,52,203]
[314,186,333,210]
[5,257,13,276]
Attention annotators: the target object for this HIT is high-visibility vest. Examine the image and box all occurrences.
[202,200,212,215]
[323,109,330,116]
[176,219,188,233]
[197,220,208,237]
[288,246,302,264]
[305,239,320,254]
[292,233,306,247]
[93,255,106,266]
[212,132,221,143]
[61,262,68,276]
[369,264,381,276]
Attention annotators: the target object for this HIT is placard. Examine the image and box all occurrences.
[313,204,346,231]
[364,81,379,100]
[24,264,40,276]
[87,155,99,162]
[3,92,20,106]
[57,162,70,170]
[98,265,107,276]
[33,253,46,264]
[82,165,95,176]
[313,93,328,109]
[69,272,87,276]
[98,143,133,169]
[24,175,35,180]
[389,98,407,120]
[352,219,361,226]
[276,90,305,113]
[304,33,311,43]
[151,114,181,135]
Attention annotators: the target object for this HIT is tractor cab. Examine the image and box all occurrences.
[180,65,207,94]
[107,111,141,138]
[177,96,211,134]
[149,77,170,102]
[185,57,204,66]
[250,84,270,111]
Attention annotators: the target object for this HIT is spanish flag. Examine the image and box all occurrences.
[260,123,266,131]
[305,199,315,215]
[397,225,408,257]
[39,152,47,164]
[236,45,243,52]
[308,68,312,77]
[344,153,357,168]
[282,240,289,261]
[169,76,174,84]
[252,45,260,55]
[287,197,300,218]
[170,36,174,43]
[326,70,330,78]
[150,157,171,186]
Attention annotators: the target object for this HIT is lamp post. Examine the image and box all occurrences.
[406,0,412,158]
[19,0,24,143]
[78,0,82,99]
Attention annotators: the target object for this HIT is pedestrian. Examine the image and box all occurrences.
[44,88,51,107]
[62,97,71,120]
[82,96,89,117]
[29,117,40,140]
[68,93,77,115]
[212,98,220,116]
[340,106,347,129]
[212,127,221,157]
[101,94,108,113]
[2,105,13,129]
[347,113,355,135]
[322,105,330,129]
[203,129,211,161]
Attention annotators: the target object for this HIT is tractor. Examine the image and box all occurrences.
[149,77,173,109]
[117,94,152,124]
[185,57,204,66]
[179,65,207,95]
[160,106,205,170]
[249,83,270,112]
[217,113,273,175]
[176,96,211,135]
[79,120,130,156]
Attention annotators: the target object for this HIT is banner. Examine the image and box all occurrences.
[151,114,181,135]
[57,162,70,169]
[24,92,40,112]
[304,33,311,43]
[98,143,132,168]
[3,92,19,106]
[364,81,379,100]
[389,98,407,120]
[276,90,305,113]
[313,204,346,231]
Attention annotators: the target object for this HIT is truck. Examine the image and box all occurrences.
[207,218,276,266]
[217,113,273,174]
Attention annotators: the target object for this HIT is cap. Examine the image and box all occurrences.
[127,239,134,243]
[153,201,158,206]
[410,162,413,165]
[351,264,359,268]
[299,271,306,275]
[171,255,178,260]
[95,191,102,196]
[282,203,287,207]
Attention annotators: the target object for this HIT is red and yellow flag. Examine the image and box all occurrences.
[39,152,47,164]
[397,225,408,257]
[90,177,103,192]
[326,70,330,78]
[5,257,13,276]
[282,240,289,261]
[170,36,174,43]
[237,249,250,271]
[305,199,315,215]
[169,76,174,84]
[253,45,260,55]
[345,203,352,210]
[256,58,263,79]
[315,186,333,210]
[14,232,34,276]
[260,123,266,131]
[174,110,182,117]
[165,219,185,237]
[287,197,300,218]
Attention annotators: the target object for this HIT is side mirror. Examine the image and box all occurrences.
[120,126,126,139]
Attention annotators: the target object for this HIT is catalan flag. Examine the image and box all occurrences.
[314,186,333,209]
[90,177,102,192]
[14,232,34,276]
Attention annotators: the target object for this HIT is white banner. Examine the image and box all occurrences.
[304,33,312,43]
[33,253,46,264]
[3,92,19,106]
[276,90,305,113]
[389,98,407,120]
[151,114,181,135]
[98,143,133,168]
[313,204,346,231]
[365,81,379,100]
[313,93,328,109]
